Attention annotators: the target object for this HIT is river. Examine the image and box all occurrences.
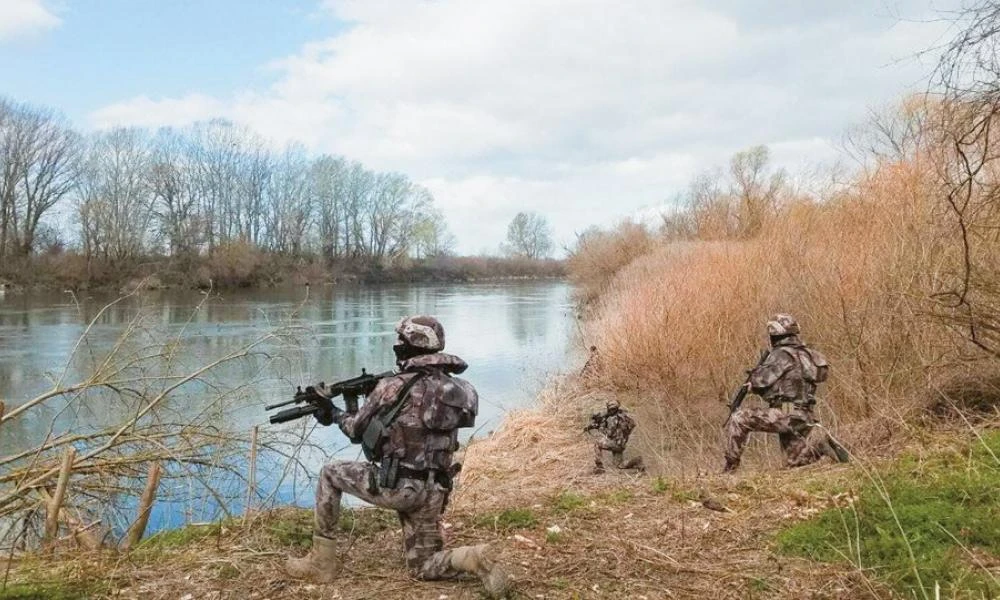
[0,280,577,535]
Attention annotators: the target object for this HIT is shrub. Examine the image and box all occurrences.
[206,240,265,287]
[566,220,653,306]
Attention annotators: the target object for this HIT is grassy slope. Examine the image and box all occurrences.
[778,430,1000,599]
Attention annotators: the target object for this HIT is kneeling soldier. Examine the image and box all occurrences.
[585,400,644,473]
[724,314,849,472]
[285,315,511,598]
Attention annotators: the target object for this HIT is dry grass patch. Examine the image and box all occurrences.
[3,467,889,600]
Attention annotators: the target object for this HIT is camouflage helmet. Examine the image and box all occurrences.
[766,314,800,337]
[395,315,445,352]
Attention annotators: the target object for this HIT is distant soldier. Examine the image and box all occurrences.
[723,314,849,472]
[581,345,601,376]
[584,400,644,473]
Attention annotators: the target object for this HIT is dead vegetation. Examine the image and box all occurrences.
[0,420,891,600]
[564,97,1000,469]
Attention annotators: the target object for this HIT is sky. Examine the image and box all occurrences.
[0,0,959,255]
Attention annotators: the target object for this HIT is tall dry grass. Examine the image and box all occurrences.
[571,151,1000,470]
[565,220,654,306]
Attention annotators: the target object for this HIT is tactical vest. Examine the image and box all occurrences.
[771,345,829,407]
[368,368,478,472]
[605,412,635,442]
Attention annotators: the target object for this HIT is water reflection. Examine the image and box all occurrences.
[0,281,576,533]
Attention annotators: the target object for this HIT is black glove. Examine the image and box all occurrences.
[308,383,340,427]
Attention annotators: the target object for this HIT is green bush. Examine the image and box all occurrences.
[777,432,1000,598]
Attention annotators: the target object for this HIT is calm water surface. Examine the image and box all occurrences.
[0,281,577,533]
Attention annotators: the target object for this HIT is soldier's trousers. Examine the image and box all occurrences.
[595,438,625,468]
[315,460,466,580]
[724,406,840,468]
[594,437,643,470]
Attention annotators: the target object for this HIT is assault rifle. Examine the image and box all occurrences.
[583,411,606,433]
[266,368,394,425]
[723,349,770,427]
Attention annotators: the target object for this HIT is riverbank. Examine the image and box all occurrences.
[0,252,566,293]
[1,385,986,598]
[4,377,997,599]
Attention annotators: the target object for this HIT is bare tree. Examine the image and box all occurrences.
[0,99,80,260]
[149,128,203,256]
[924,0,1000,357]
[0,95,452,278]
[266,146,311,255]
[413,206,457,258]
[311,155,348,264]
[344,162,373,260]
[76,128,155,264]
[729,145,785,238]
[503,211,553,259]
[844,98,932,164]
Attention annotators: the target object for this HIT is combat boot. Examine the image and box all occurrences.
[285,535,340,583]
[829,439,850,463]
[449,544,512,599]
[621,456,645,472]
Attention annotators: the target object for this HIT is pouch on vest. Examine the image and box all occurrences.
[619,413,636,437]
[421,375,478,431]
[361,373,424,462]
[361,418,387,462]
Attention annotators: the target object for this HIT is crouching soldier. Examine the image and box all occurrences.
[584,400,645,473]
[723,314,850,472]
[285,315,511,599]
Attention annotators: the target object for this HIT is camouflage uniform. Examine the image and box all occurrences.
[581,345,601,376]
[586,401,643,472]
[724,315,846,471]
[290,316,509,598]
[321,352,476,578]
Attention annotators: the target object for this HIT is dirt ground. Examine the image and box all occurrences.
[2,406,885,600]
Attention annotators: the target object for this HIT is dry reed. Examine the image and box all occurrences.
[567,123,1000,472]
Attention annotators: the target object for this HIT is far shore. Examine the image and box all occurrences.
[0,253,567,295]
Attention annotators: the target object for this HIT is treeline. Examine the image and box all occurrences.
[0,96,473,289]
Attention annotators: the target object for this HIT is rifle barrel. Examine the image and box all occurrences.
[265,398,298,411]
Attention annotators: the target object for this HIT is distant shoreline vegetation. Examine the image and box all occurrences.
[0,250,566,293]
[0,96,561,294]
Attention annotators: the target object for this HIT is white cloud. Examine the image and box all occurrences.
[0,0,60,41]
[87,0,958,254]
[89,94,227,130]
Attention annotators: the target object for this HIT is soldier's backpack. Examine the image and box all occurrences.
[796,346,829,384]
[418,370,478,431]
[617,411,636,438]
[361,368,478,462]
